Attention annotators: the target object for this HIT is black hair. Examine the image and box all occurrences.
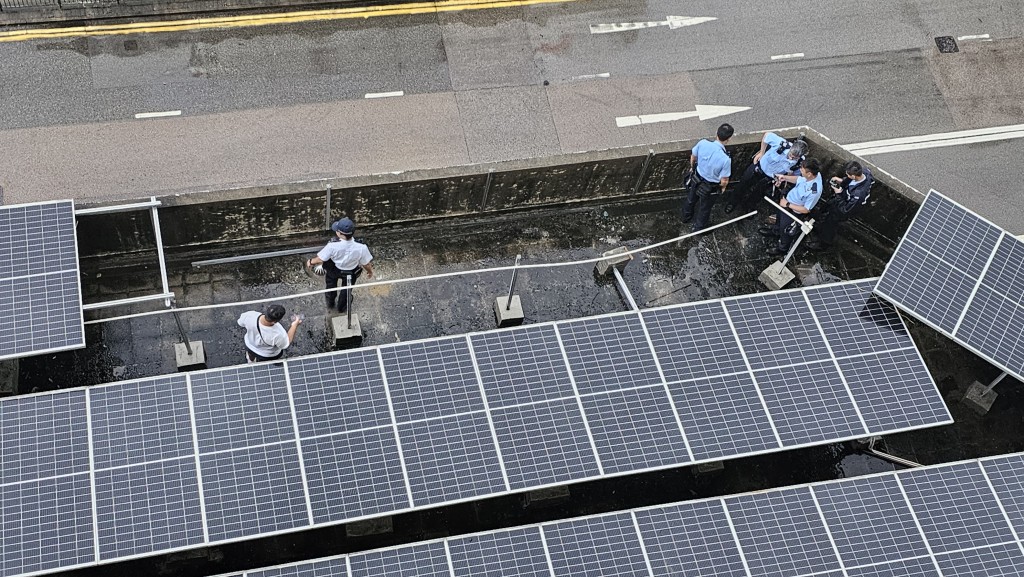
[265,304,286,322]
[801,157,821,175]
[717,123,735,141]
[844,160,864,177]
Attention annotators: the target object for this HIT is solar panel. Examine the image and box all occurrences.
[837,350,951,432]
[668,373,780,461]
[753,361,865,445]
[580,385,691,473]
[844,558,940,577]
[805,281,914,357]
[557,313,661,394]
[287,349,391,437]
[875,190,1024,381]
[470,325,575,408]
[94,457,204,558]
[190,364,295,453]
[301,427,409,522]
[543,513,649,577]
[0,200,85,360]
[934,543,1024,577]
[634,500,747,577]
[199,442,309,542]
[89,376,193,469]
[349,541,449,577]
[447,527,550,577]
[381,337,484,422]
[725,291,831,370]
[0,390,89,484]
[398,412,506,506]
[980,454,1024,535]
[247,558,347,577]
[490,398,599,489]
[643,302,747,382]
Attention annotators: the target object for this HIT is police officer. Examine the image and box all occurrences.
[682,123,734,232]
[806,161,874,250]
[761,157,823,256]
[306,217,375,313]
[723,132,807,214]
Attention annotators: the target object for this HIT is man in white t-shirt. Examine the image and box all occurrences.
[237,304,301,362]
[306,217,375,313]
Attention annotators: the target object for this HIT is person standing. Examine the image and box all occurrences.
[761,158,823,256]
[723,132,807,214]
[806,161,874,250]
[306,217,375,313]
[237,304,301,362]
[682,123,734,232]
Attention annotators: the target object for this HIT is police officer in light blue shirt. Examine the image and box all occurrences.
[682,123,734,231]
[724,131,806,214]
[760,157,823,256]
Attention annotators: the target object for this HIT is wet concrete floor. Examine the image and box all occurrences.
[26,193,1024,577]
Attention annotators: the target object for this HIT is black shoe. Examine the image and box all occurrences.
[766,246,786,256]
[681,214,693,224]
[723,204,735,214]
[759,226,777,237]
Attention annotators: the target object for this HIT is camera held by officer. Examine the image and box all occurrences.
[805,161,874,251]
[724,131,807,215]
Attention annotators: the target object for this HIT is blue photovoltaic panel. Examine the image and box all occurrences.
[898,462,1015,553]
[543,513,649,577]
[0,272,85,359]
[838,350,951,433]
[89,375,194,469]
[94,457,204,559]
[725,292,831,370]
[580,385,690,474]
[490,398,599,489]
[0,390,89,484]
[935,543,1024,577]
[753,361,865,445]
[0,473,94,577]
[981,454,1024,535]
[381,337,484,422]
[813,475,928,566]
[470,325,575,408]
[557,313,662,395]
[642,302,747,382]
[845,557,941,577]
[876,244,976,334]
[200,442,309,542]
[301,427,409,523]
[806,280,915,357]
[349,542,450,577]
[0,201,77,278]
[248,558,347,577]
[634,500,747,577]
[725,486,841,577]
[669,373,779,461]
[448,527,551,577]
[398,412,505,506]
[956,284,1024,377]
[190,364,295,454]
[287,349,392,437]
[979,235,1024,297]
[900,193,1001,277]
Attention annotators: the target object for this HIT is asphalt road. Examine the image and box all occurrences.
[0,0,1022,228]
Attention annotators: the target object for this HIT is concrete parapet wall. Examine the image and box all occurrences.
[74,128,922,259]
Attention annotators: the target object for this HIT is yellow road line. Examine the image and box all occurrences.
[0,0,581,42]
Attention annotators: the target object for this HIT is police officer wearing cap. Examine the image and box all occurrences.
[761,157,823,256]
[806,161,874,251]
[682,123,734,232]
[306,217,375,313]
[724,131,807,214]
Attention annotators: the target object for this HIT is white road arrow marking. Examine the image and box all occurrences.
[590,16,717,35]
[843,123,1024,155]
[616,105,751,128]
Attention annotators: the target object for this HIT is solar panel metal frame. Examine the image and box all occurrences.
[874,189,1024,383]
[0,278,951,577]
[206,451,1024,577]
[0,200,86,361]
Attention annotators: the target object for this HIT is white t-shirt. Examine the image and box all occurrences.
[317,238,373,271]
[237,311,290,357]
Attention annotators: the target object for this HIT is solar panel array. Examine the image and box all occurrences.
[0,200,85,360]
[216,452,1024,577]
[0,279,951,577]
[875,189,1024,381]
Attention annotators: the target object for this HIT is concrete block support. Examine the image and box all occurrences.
[0,360,18,397]
[523,486,571,508]
[174,341,207,371]
[494,296,524,328]
[759,261,796,290]
[693,461,725,475]
[595,246,632,276]
[345,516,393,538]
[962,381,998,416]
[331,314,363,348]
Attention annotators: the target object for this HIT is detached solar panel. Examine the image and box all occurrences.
[875,190,1024,381]
[0,200,85,360]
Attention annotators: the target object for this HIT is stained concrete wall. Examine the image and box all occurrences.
[74,127,922,260]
